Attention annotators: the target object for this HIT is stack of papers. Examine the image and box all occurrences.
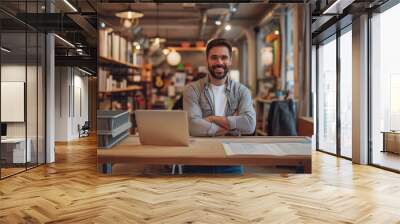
[223,142,311,156]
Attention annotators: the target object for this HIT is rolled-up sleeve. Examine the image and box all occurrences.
[183,85,218,137]
[226,87,256,135]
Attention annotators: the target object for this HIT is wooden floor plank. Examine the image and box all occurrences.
[0,135,399,223]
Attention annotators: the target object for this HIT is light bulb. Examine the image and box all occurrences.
[123,19,133,28]
[225,24,231,31]
[162,48,170,55]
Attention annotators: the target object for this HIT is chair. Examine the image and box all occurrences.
[267,99,297,136]
[79,121,90,138]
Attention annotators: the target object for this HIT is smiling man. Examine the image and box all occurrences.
[183,38,256,137]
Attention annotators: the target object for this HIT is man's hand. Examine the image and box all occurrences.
[205,116,229,130]
[215,127,228,136]
[205,115,214,123]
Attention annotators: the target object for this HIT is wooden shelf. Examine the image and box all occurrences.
[168,47,206,52]
[99,56,142,69]
[99,85,143,94]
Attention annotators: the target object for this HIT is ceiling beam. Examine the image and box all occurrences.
[67,14,97,38]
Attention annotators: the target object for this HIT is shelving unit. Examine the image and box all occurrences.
[99,56,142,70]
[98,85,143,94]
[168,47,206,52]
[98,28,153,137]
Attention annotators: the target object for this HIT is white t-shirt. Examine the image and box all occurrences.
[209,84,227,116]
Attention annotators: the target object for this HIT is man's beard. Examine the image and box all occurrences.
[208,64,229,80]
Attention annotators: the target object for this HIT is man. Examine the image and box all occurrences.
[182,38,256,174]
[183,38,256,137]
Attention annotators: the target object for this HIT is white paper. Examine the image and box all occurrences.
[223,142,311,156]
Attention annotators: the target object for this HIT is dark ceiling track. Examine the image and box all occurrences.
[98,0,306,2]
[55,55,97,71]
[0,7,37,32]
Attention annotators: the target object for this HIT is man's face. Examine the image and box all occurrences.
[207,46,232,80]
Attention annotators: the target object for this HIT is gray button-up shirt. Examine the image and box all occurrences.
[183,75,256,137]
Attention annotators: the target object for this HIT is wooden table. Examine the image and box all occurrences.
[97,136,312,174]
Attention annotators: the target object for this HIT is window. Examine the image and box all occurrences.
[339,28,352,158]
[370,2,400,171]
[317,36,337,154]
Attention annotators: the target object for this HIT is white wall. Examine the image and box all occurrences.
[1,65,35,137]
[1,63,46,164]
[55,67,89,141]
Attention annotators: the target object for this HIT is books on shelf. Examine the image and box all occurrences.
[127,41,133,64]
[98,68,129,92]
[111,32,120,61]
[98,68,108,92]
[99,28,142,66]
[99,29,108,58]
[132,52,143,66]
[120,37,127,63]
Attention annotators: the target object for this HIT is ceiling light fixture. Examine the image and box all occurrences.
[54,34,75,48]
[116,9,143,28]
[0,47,11,53]
[135,45,141,50]
[1,47,11,53]
[150,4,167,46]
[100,22,106,28]
[225,24,231,31]
[215,20,221,26]
[63,0,78,12]
[274,30,279,35]
[162,48,170,55]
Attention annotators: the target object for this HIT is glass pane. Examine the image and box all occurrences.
[38,32,45,165]
[317,37,337,154]
[311,45,317,150]
[1,19,28,178]
[340,29,352,158]
[27,31,38,169]
[371,3,400,171]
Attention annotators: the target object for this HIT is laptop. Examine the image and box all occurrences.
[135,110,190,146]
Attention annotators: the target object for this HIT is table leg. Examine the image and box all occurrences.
[97,163,112,174]
[303,161,312,174]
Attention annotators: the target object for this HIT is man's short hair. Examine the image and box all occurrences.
[206,38,232,57]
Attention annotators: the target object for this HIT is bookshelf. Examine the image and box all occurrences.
[99,56,142,70]
[98,28,152,135]
[168,47,206,52]
[98,85,143,94]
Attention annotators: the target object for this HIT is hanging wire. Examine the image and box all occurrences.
[156,3,159,38]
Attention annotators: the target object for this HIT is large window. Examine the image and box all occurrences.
[315,24,353,159]
[371,2,400,171]
[339,28,352,158]
[0,1,46,179]
[317,36,337,154]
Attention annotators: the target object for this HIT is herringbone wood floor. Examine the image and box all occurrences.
[1,135,400,223]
